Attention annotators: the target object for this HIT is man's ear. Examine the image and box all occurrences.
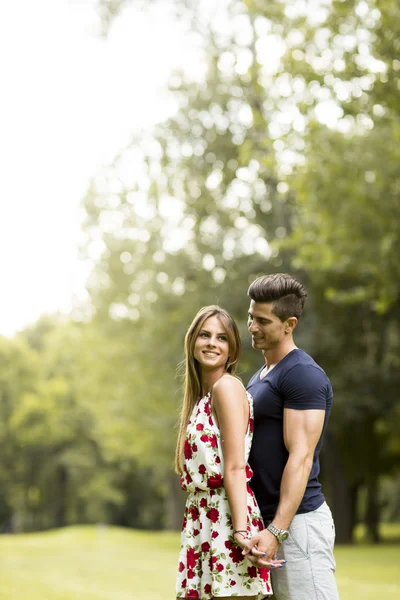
[285,317,298,333]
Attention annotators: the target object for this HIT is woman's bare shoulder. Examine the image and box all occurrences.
[213,374,246,397]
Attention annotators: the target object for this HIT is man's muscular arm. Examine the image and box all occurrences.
[273,408,324,529]
[245,408,325,563]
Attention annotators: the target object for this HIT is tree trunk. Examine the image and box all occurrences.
[321,433,358,543]
[55,465,68,527]
[332,477,358,544]
[165,473,186,530]
[365,475,380,543]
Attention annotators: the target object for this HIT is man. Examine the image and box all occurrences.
[245,273,339,600]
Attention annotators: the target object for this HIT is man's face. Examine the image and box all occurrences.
[247,300,287,352]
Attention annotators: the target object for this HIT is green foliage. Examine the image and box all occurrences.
[68,0,400,535]
[2,0,399,538]
[0,321,165,531]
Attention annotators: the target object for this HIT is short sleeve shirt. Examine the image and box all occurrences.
[247,348,333,522]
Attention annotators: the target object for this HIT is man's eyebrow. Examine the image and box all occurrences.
[249,314,271,321]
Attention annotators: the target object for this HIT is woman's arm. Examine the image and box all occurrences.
[212,376,249,540]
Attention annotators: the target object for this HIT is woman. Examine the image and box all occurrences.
[175,306,283,600]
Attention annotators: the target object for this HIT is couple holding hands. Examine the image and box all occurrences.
[175,273,340,600]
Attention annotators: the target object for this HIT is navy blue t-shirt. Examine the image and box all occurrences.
[247,348,332,522]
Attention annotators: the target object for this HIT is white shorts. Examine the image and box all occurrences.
[270,502,340,600]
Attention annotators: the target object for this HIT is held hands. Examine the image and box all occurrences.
[233,531,254,555]
[241,529,286,569]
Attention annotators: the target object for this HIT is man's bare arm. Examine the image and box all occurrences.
[246,408,325,563]
[273,408,325,530]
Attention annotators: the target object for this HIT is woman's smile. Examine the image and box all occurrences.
[194,316,230,369]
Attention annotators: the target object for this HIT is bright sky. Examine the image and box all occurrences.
[0,0,189,336]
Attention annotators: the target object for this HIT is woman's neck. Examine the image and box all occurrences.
[201,367,226,396]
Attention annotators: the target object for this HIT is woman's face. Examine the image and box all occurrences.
[193,315,230,371]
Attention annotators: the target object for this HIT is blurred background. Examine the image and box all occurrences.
[0,0,399,598]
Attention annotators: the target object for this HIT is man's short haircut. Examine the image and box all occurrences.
[247,273,307,322]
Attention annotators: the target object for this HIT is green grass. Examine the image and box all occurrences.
[0,527,178,600]
[0,525,399,600]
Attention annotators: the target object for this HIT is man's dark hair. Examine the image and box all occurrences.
[247,273,307,321]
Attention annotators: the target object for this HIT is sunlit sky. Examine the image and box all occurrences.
[1,0,368,337]
[0,0,190,336]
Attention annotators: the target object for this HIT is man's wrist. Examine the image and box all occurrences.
[267,523,289,543]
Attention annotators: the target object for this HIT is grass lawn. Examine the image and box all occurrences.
[1,525,399,600]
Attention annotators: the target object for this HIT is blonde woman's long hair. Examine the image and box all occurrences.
[175,305,242,474]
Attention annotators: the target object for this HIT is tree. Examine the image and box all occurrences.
[79,0,400,539]
[0,336,41,531]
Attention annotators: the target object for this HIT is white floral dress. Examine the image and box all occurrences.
[176,390,271,599]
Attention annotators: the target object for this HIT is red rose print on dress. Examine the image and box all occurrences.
[206,508,219,523]
[207,473,223,489]
[196,424,204,431]
[184,440,192,460]
[224,540,243,563]
[245,464,253,480]
[201,542,210,552]
[260,568,270,582]
[247,566,257,578]
[187,547,200,568]
[189,506,200,521]
[209,435,217,448]
[198,464,206,475]
[229,545,244,564]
